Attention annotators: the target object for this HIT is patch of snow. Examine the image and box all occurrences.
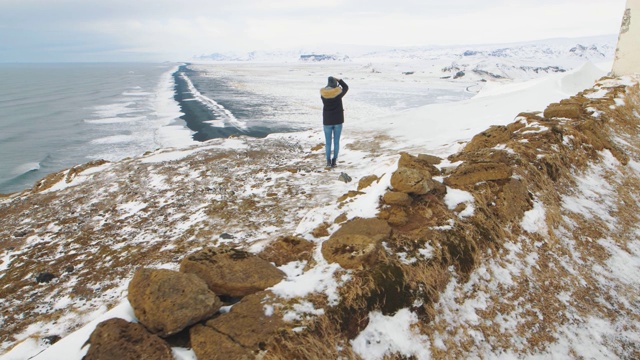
[444,187,475,218]
[351,309,431,360]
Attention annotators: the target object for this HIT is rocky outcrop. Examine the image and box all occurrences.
[82,318,173,360]
[180,247,286,297]
[88,252,288,359]
[127,268,221,337]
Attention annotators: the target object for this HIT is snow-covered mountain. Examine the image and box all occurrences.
[194,35,616,81]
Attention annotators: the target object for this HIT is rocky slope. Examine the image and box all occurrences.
[2,75,640,359]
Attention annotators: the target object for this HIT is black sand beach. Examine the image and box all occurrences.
[173,65,301,142]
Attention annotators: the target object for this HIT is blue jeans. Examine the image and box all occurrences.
[324,124,342,161]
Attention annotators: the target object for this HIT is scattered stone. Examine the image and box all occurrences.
[382,191,413,207]
[334,213,348,224]
[337,191,365,203]
[259,236,314,266]
[127,268,222,337]
[180,247,286,297]
[444,162,513,187]
[357,175,379,190]
[220,233,235,240]
[338,172,352,183]
[83,318,173,360]
[13,229,29,238]
[311,222,331,238]
[64,266,75,273]
[42,335,61,345]
[35,272,57,284]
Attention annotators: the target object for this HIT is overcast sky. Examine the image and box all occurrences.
[0,0,628,62]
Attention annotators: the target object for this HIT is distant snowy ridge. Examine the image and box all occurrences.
[194,35,616,80]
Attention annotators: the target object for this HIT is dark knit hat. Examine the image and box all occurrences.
[326,76,338,88]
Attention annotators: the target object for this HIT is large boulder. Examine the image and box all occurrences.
[83,318,173,360]
[321,218,392,269]
[205,291,283,351]
[190,324,252,360]
[180,247,286,297]
[127,268,222,337]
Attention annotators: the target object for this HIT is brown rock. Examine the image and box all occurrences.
[180,247,286,297]
[382,192,413,207]
[463,126,510,154]
[83,318,173,360]
[338,190,366,202]
[259,236,314,266]
[390,167,436,195]
[311,222,330,238]
[205,291,283,351]
[397,152,440,175]
[330,218,392,242]
[357,175,379,191]
[321,234,382,269]
[453,149,512,164]
[127,268,222,337]
[444,162,513,187]
[386,207,409,227]
[417,154,443,165]
[190,324,252,360]
[544,102,585,119]
[494,179,534,222]
[322,218,392,269]
[430,180,448,198]
[334,213,348,224]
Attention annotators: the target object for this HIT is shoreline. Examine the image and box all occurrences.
[172,64,303,142]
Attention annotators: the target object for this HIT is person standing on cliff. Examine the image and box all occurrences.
[321,76,349,168]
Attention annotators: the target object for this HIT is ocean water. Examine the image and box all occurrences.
[0,63,189,194]
[0,63,314,194]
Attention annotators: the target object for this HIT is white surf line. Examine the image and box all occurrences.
[179,72,248,130]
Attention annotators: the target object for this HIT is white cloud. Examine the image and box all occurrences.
[0,0,628,61]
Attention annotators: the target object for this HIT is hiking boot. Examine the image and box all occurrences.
[331,158,337,168]
[326,160,332,168]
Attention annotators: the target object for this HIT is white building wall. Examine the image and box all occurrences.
[612,0,640,76]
